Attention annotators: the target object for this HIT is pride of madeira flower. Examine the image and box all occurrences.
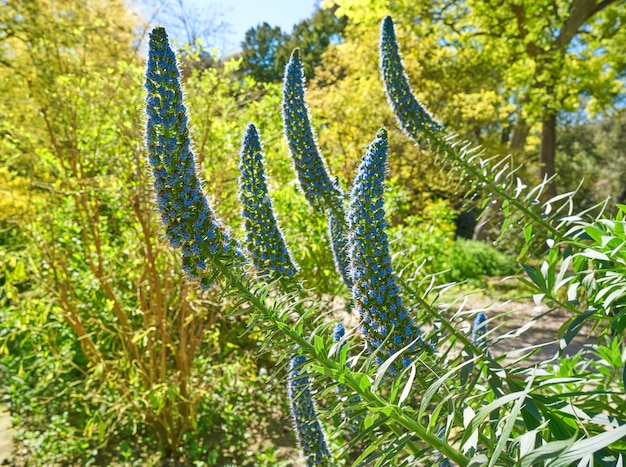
[380,16,442,140]
[282,48,343,212]
[238,123,298,278]
[472,312,492,357]
[288,354,333,466]
[145,27,242,288]
[348,129,426,370]
[282,48,352,288]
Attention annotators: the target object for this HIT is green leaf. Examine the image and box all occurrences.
[558,308,596,346]
[520,438,575,467]
[550,423,626,467]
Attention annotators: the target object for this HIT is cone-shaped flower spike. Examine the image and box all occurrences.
[472,312,491,357]
[282,48,344,212]
[288,354,333,466]
[145,27,243,287]
[238,124,298,279]
[333,322,346,343]
[380,16,442,140]
[348,129,426,370]
[282,48,352,289]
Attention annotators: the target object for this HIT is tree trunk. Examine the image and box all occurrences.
[539,112,557,199]
[509,117,529,153]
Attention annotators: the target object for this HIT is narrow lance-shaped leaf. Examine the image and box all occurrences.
[348,128,429,371]
[332,323,364,432]
[288,354,333,467]
[144,27,243,288]
[238,123,298,278]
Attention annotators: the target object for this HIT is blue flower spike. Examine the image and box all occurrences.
[282,48,352,289]
[348,128,428,371]
[380,16,442,140]
[144,27,243,288]
[238,123,298,279]
[472,312,492,357]
[288,354,333,466]
[282,48,344,212]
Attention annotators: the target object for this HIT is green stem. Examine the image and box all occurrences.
[211,258,470,465]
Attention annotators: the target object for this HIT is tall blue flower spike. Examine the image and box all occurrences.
[288,354,333,466]
[239,124,298,279]
[333,322,346,343]
[380,16,442,140]
[282,48,353,289]
[348,129,427,370]
[282,48,344,212]
[145,27,243,288]
[472,312,491,357]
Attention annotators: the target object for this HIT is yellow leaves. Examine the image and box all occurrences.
[0,166,32,223]
[323,0,391,25]
[455,90,509,128]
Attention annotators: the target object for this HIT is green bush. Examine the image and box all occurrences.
[444,238,517,282]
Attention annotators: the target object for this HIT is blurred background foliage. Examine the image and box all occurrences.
[0,0,624,464]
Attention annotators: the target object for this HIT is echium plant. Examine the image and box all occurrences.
[472,312,491,357]
[288,354,333,466]
[145,27,242,289]
[282,49,352,289]
[379,16,442,140]
[143,14,626,466]
[282,48,343,213]
[348,128,427,370]
[239,124,330,461]
[238,123,298,279]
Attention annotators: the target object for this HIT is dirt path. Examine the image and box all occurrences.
[446,293,599,366]
[0,405,12,465]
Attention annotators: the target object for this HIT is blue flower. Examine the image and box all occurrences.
[282,48,353,290]
[238,124,298,279]
[144,27,243,287]
[282,49,343,212]
[288,354,333,466]
[333,323,345,343]
[348,129,427,369]
[380,16,442,140]
[472,312,491,357]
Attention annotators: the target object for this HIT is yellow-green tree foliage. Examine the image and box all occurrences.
[0,1,276,461]
[306,0,517,215]
[322,0,626,199]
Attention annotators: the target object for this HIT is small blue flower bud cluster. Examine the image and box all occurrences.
[239,124,298,278]
[348,129,426,370]
[145,27,242,287]
[333,322,346,343]
[380,16,442,140]
[288,354,333,466]
[472,312,491,357]
[282,49,344,212]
